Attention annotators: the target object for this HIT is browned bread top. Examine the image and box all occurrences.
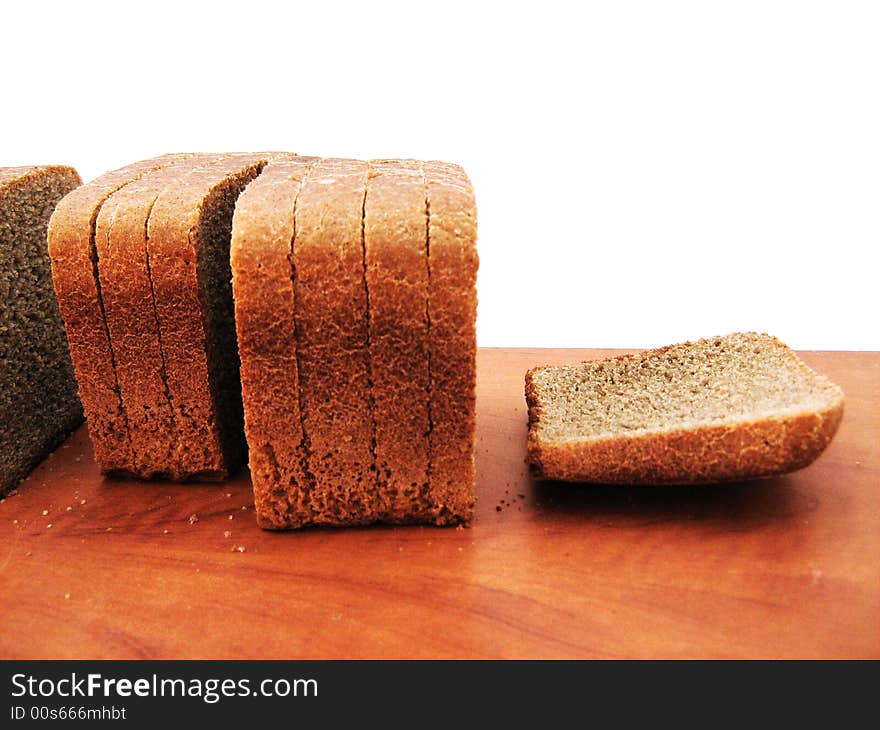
[525,332,845,484]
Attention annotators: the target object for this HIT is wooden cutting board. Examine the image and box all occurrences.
[0,348,877,659]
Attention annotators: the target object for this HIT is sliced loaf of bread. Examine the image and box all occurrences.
[231,157,479,528]
[96,153,214,478]
[1,165,83,494]
[525,333,844,484]
[48,155,192,474]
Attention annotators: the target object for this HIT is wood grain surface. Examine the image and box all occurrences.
[0,349,877,659]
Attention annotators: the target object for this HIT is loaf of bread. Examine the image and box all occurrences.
[48,153,478,524]
[49,154,194,474]
[1,165,83,494]
[96,153,211,478]
[231,157,478,527]
[525,333,844,484]
[50,154,278,480]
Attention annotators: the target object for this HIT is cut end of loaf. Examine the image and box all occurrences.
[525,332,844,484]
[0,165,84,495]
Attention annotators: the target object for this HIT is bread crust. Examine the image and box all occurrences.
[524,338,846,484]
[231,156,318,528]
[48,154,191,474]
[364,160,431,523]
[96,154,215,478]
[147,154,270,480]
[422,161,478,523]
[292,158,376,525]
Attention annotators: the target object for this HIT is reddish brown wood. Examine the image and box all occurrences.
[0,349,877,658]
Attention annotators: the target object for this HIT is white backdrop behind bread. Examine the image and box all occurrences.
[2,1,877,349]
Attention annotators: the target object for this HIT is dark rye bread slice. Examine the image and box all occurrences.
[147,154,272,480]
[0,166,83,494]
[525,333,845,484]
[230,155,318,527]
[48,154,193,474]
[292,158,376,525]
[364,160,431,523]
[423,161,478,524]
[95,154,220,478]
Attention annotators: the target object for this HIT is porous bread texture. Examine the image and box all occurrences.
[147,154,273,480]
[231,156,317,527]
[48,154,192,474]
[525,333,844,484]
[365,160,431,524]
[96,154,217,478]
[0,165,83,494]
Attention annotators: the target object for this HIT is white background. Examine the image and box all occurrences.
[2,1,877,350]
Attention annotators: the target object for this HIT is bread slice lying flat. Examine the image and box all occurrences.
[525,333,844,484]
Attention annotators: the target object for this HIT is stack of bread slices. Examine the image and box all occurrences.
[48,153,478,528]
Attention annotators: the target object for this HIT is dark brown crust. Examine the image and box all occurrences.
[292,158,376,525]
[48,154,191,474]
[364,160,431,523]
[524,339,846,484]
[231,156,318,528]
[96,154,216,478]
[422,161,478,523]
[147,154,271,480]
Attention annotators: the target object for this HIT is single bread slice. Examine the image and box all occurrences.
[292,158,376,525]
[231,156,318,527]
[364,160,431,524]
[0,165,83,494]
[96,154,218,478]
[525,333,844,484]
[48,154,193,474]
[147,153,273,480]
[423,161,478,523]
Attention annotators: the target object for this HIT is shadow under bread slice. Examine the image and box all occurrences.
[147,153,279,480]
[292,158,376,525]
[230,156,319,528]
[0,165,83,495]
[95,154,225,478]
[48,154,195,474]
[525,332,845,484]
[422,161,478,524]
[364,160,431,524]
